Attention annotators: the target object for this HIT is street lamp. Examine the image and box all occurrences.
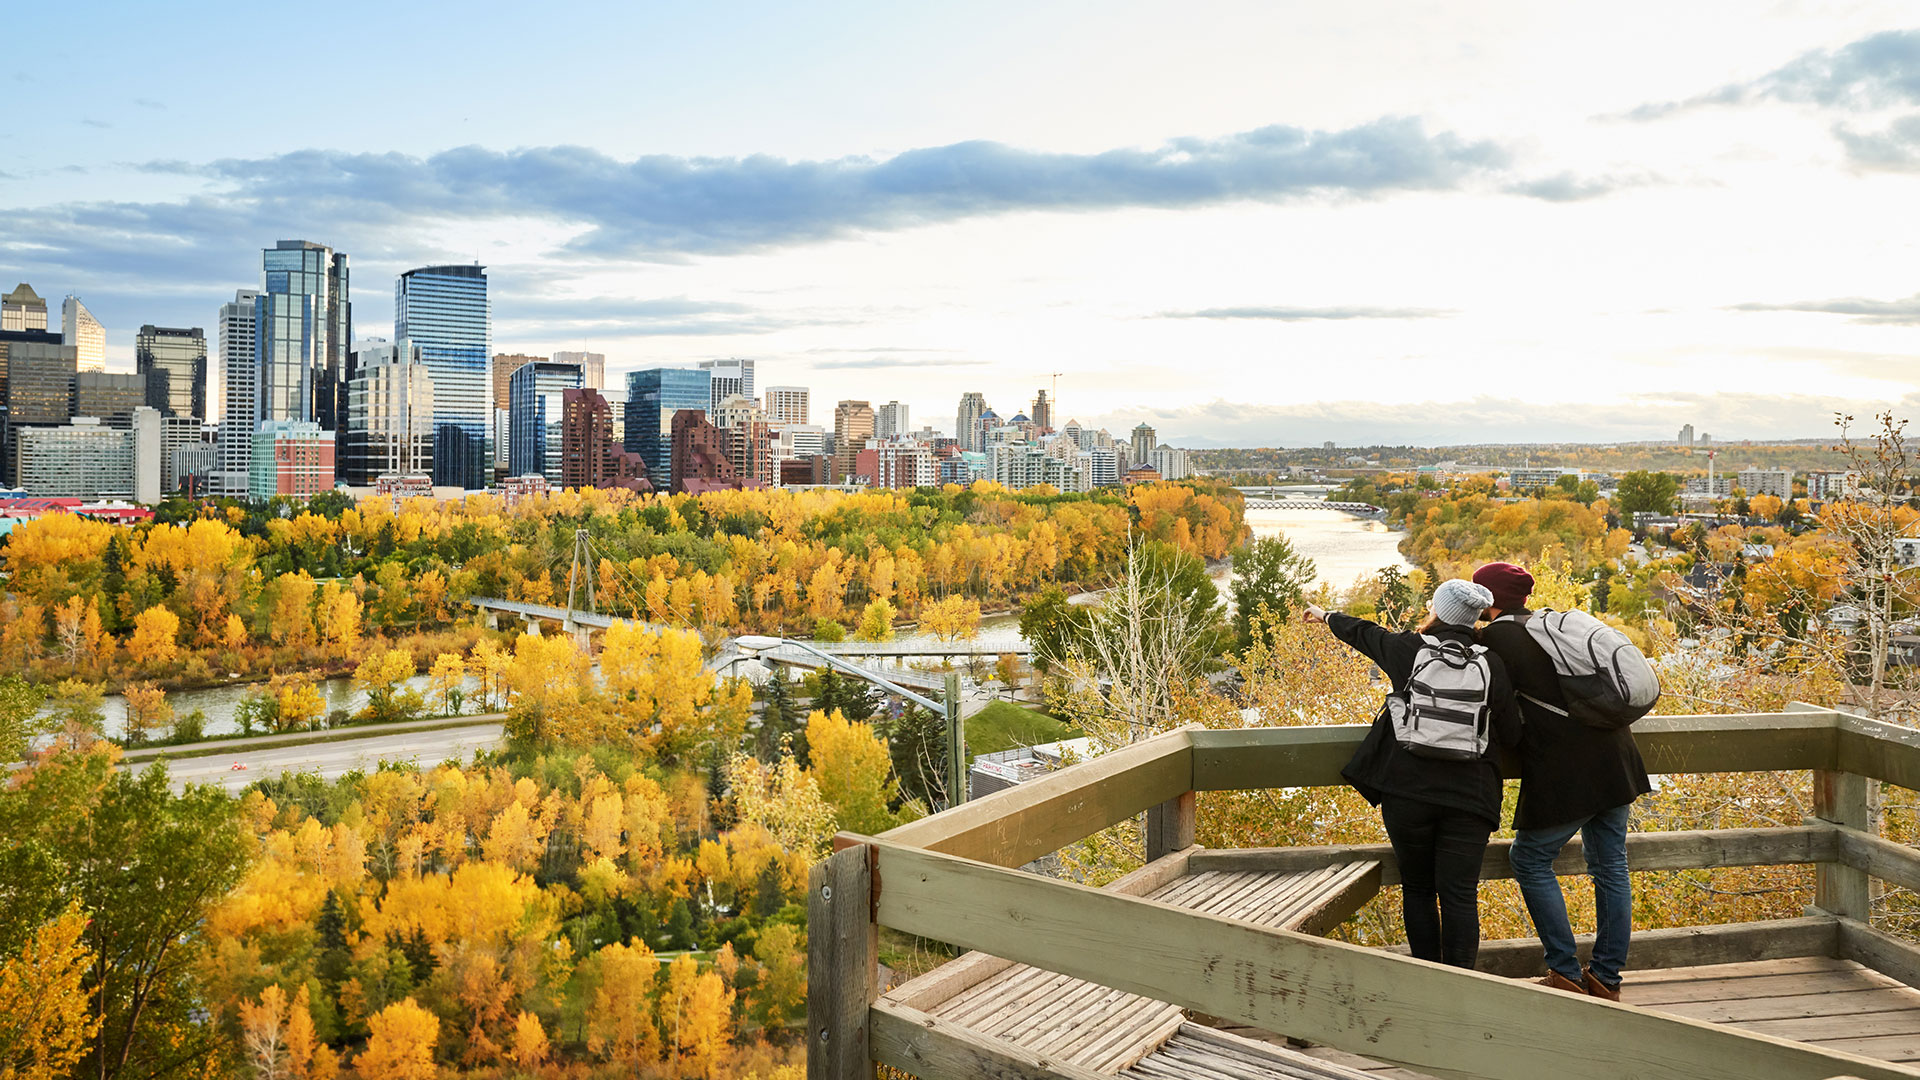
[732,635,966,808]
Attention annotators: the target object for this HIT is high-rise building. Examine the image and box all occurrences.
[250,420,336,501]
[697,358,755,412]
[510,361,583,482]
[857,439,938,489]
[956,392,987,452]
[764,385,809,424]
[874,401,909,439]
[1150,444,1190,481]
[1129,423,1157,468]
[491,353,539,476]
[624,367,712,488]
[259,240,351,433]
[135,325,207,419]
[1031,390,1053,433]
[344,340,435,485]
[396,264,489,488]
[560,388,649,492]
[493,353,537,412]
[833,400,874,482]
[61,296,106,372]
[215,289,261,497]
[18,410,162,502]
[3,342,77,483]
[553,350,605,392]
[1738,469,1791,499]
[3,283,48,332]
[158,416,205,494]
[1679,424,1695,448]
[1084,445,1120,487]
[670,409,757,494]
[74,372,145,420]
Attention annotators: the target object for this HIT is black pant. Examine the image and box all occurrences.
[1380,796,1492,969]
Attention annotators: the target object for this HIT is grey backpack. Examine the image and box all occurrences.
[1388,636,1494,761]
[1495,609,1660,730]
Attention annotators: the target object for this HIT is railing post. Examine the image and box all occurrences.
[808,843,877,1080]
[1798,702,1872,921]
[1146,791,1195,863]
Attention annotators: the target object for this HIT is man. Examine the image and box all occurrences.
[1473,562,1651,1000]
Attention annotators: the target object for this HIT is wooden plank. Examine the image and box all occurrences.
[1444,916,1838,980]
[1147,790,1196,864]
[1192,826,1836,884]
[1107,846,1199,898]
[807,844,876,1080]
[880,726,1194,867]
[1175,1023,1383,1079]
[1836,825,1920,895]
[1627,956,1857,984]
[1841,916,1920,992]
[1837,712,1920,793]
[871,1002,1114,1080]
[1737,1009,1920,1043]
[1292,861,1384,937]
[1628,969,1901,1007]
[1811,706,1871,922]
[872,839,1920,1080]
[1189,713,1837,791]
[1657,988,1920,1024]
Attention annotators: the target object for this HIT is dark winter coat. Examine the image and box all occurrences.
[1481,610,1653,831]
[1330,613,1524,830]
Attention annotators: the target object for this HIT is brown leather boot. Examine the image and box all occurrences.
[1537,970,1587,994]
[1583,969,1621,1002]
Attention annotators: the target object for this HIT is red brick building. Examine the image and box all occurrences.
[671,409,763,494]
[561,388,651,492]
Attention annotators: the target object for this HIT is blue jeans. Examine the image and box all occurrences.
[1509,803,1633,987]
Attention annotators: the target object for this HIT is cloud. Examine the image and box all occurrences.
[133,98,165,110]
[1502,171,1638,201]
[807,356,987,370]
[81,118,111,129]
[1158,305,1454,321]
[491,294,841,338]
[1730,292,1920,325]
[1832,114,1920,170]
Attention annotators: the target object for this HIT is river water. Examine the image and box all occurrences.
[82,505,1409,739]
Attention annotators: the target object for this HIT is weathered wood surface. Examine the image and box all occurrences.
[1626,956,1920,1066]
[1145,791,1195,864]
[1835,823,1920,895]
[1189,712,1839,790]
[872,1003,1115,1080]
[1400,916,1840,979]
[1125,1023,1382,1079]
[881,726,1193,867]
[873,839,1920,1080]
[808,844,877,1080]
[1192,825,1837,884]
[1841,916,1920,993]
[1838,712,1920,792]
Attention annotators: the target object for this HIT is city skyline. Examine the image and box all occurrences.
[4,4,1920,445]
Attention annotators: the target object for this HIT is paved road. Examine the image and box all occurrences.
[142,723,505,794]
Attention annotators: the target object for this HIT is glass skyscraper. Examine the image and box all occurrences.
[216,289,260,497]
[395,265,489,489]
[509,361,582,482]
[257,240,350,430]
[625,367,712,489]
[136,325,208,419]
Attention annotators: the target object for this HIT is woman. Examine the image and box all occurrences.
[1303,578,1522,969]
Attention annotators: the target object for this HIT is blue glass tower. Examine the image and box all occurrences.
[395,264,489,489]
[625,367,712,489]
[257,240,350,430]
[509,361,582,482]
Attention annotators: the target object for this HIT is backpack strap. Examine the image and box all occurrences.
[1518,690,1570,717]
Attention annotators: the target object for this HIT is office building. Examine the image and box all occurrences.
[173,441,217,496]
[874,400,909,439]
[395,264,488,488]
[509,361,582,482]
[1684,476,1734,497]
[1084,445,1120,487]
[158,416,205,494]
[250,420,335,501]
[259,240,351,433]
[956,392,988,452]
[17,410,162,502]
[75,372,145,420]
[1149,444,1190,481]
[344,340,435,485]
[992,442,1083,491]
[624,367,711,488]
[1129,423,1157,468]
[670,409,745,494]
[771,423,825,484]
[832,400,874,482]
[1738,469,1792,499]
[135,325,207,419]
[3,283,49,333]
[493,353,537,411]
[61,296,106,372]
[1031,390,1054,434]
[215,289,261,497]
[697,358,754,412]
[764,385,809,425]
[1808,471,1859,500]
[1508,467,1578,491]
[2,342,77,485]
[553,350,605,392]
[856,439,938,489]
[491,353,539,476]
[560,388,649,492]
[1679,424,1695,448]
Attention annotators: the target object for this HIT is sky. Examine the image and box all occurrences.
[5,0,1920,447]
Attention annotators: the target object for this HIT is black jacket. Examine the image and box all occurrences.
[1330,613,1523,829]
[1480,610,1653,831]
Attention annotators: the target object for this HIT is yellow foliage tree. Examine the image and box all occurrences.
[919,594,981,643]
[853,598,896,642]
[0,907,97,1080]
[427,652,466,716]
[274,675,327,733]
[587,940,659,1066]
[509,1011,549,1070]
[358,998,440,1080]
[316,586,362,660]
[271,572,319,648]
[122,681,173,747]
[804,709,897,834]
[666,955,735,1079]
[752,922,805,1029]
[127,604,181,667]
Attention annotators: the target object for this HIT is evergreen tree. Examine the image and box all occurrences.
[665,898,696,951]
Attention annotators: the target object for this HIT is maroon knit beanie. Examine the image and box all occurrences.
[1472,562,1534,611]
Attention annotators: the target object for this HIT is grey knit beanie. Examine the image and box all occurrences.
[1429,579,1495,628]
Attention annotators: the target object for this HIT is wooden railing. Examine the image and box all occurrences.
[809,706,1920,1080]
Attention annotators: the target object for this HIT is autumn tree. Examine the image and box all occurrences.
[665,954,734,1079]
[805,709,897,834]
[919,594,981,644]
[316,586,363,661]
[355,647,420,724]
[271,572,319,648]
[427,653,466,716]
[853,598,896,642]
[1229,533,1317,649]
[0,677,50,764]
[127,604,181,667]
[358,998,440,1080]
[587,940,659,1067]
[751,922,804,1029]
[122,681,173,747]
[509,1011,548,1070]
[0,906,97,1080]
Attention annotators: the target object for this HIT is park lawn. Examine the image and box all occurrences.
[967,700,1080,761]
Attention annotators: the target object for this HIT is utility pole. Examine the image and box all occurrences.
[944,672,965,809]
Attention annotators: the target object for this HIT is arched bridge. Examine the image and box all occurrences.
[1241,498,1385,517]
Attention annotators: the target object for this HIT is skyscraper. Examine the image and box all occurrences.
[510,361,583,482]
[216,289,261,496]
[874,401,909,439]
[956,392,987,452]
[2,283,48,332]
[1031,390,1053,433]
[396,264,489,489]
[1130,423,1157,468]
[62,297,106,372]
[258,240,351,432]
[553,350,605,392]
[764,385,809,425]
[625,367,712,489]
[344,340,435,485]
[698,358,755,411]
[136,325,207,419]
[833,399,874,483]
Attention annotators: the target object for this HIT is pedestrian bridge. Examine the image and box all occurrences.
[1241,498,1385,516]
[810,706,1920,1080]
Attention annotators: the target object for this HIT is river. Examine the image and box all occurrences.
[82,504,1408,739]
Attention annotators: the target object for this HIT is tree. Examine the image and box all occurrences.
[668,957,734,1079]
[810,618,845,643]
[509,1011,548,1070]
[355,647,419,724]
[853,598,896,642]
[1019,586,1090,675]
[0,676,49,764]
[357,998,440,1080]
[274,675,327,732]
[427,653,466,717]
[316,587,362,660]
[1615,470,1679,517]
[270,572,318,648]
[52,595,106,670]
[805,709,897,833]
[919,595,981,643]
[238,984,290,1080]
[45,680,105,750]
[127,604,181,667]
[586,940,659,1066]
[1228,534,1317,649]
[122,682,173,747]
[758,674,803,762]
[751,922,804,1029]
[0,906,97,1080]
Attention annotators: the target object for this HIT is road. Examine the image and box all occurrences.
[141,723,505,794]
